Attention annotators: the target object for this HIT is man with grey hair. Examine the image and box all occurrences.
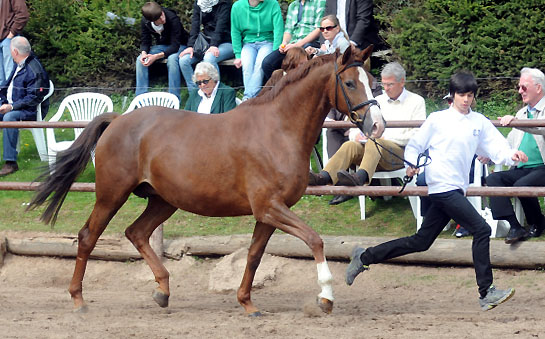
[0,36,49,176]
[309,61,426,205]
[486,67,545,244]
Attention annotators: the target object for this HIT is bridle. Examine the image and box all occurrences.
[334,60,379,135]
[333,58,431,192]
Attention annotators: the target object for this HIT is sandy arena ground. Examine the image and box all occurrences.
[1,248,545,339]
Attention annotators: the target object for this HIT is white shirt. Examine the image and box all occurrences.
[6,58,27,104]
[336,0,347,33]
[405,107,518,194]
[349,88,426,145]
[196,81,219,114]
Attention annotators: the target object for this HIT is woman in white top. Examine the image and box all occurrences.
[305,15,350,57]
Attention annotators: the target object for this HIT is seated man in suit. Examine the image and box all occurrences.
[308,62,425,205]
[0,36,49,176]
[184,61,236,114]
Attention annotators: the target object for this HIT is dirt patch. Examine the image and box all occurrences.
[1,248,545,339]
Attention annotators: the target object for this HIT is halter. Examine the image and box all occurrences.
[333,58,431,192]
[334,60,379,136]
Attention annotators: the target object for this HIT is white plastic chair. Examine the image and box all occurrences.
[46,92,113,169]
[358,168,418,221]
[123,92,179,114]
[18,80,54,161]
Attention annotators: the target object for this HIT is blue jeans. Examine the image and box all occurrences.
[0,109,24,161]
[0,37,14,86]
[135,45,185,100]
[240,41,272,100]
[179,42,234,90]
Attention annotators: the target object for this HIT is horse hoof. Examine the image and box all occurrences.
[248,311,262,317]
[152,289,169,308]
[316,297,333,314]
[73,305,89,313]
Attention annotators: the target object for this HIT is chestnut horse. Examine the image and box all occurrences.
[29,46,384,316]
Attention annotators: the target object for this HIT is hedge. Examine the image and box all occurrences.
[23,0,545,101]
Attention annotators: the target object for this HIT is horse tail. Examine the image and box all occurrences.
[27,112,120,225]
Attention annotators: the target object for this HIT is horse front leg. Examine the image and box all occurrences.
[237,221,275,316]
[259,201,334,314]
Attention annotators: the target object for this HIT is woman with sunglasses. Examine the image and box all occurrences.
[184,61,236,114]
[305,15,349,57]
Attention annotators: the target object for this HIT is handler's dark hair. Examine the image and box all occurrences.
[449,71,478,96]
[142,2,163,21]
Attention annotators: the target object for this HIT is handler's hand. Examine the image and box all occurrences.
[406,166,419,178]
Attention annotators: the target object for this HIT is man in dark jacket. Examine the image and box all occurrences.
[0,36,49,176]
[136,1,188,100]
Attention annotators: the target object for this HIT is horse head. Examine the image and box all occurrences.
[332,46,385,138]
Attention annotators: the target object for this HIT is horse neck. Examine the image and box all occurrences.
[271,64,335,150]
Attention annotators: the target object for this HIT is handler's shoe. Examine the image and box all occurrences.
[345,247,369,286]
[479,285,515,311]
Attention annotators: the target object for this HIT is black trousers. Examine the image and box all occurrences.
[487,165,545,225]
[363,189,493,297]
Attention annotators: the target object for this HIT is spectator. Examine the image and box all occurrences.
[179,0,234,90]
[305,15,350,57]
[184,61,236,114]
[261,0,326,83]
[0,0,29,85]
[136,1,188,100]
[230,0,283,100]
[258,46,309,97]
[306,14,350,160]
[346,71,526,311]
[308,62,426,206]
[486,67,545,244]
[0,36,49,176]
[324,0,381,51]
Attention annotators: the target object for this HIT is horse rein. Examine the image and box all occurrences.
[333,57,431,192]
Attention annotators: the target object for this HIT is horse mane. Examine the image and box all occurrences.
[249,53,337,106]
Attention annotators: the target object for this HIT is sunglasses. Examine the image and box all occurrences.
[319,25,337,32]
[195,78,212,86]
[517,84,529,92]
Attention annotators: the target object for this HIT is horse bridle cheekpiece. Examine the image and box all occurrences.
[334,60,379,135]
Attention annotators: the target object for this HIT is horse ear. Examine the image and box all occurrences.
[341,44,353,65]
[359,45,374,63]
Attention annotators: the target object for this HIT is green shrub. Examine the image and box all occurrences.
[25,0,141,90]
[380,0,545,99]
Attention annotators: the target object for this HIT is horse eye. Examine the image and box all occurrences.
[345,80,356,89]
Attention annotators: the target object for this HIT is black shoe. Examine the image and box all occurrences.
[308,171,331,186]
[504,226,530,244]
[0,162,18,177]
[328,195,354,205]
[337,170,364,186]
[529,219,545,238]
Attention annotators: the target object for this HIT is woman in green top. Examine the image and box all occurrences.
[230,0,283,100]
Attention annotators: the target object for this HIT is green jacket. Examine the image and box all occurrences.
[230,0,284,58]
[184,82,237,114]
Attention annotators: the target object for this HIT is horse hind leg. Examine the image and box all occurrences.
[237,221,275,316]
[69,196,129,312]
[124,195,177,308]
